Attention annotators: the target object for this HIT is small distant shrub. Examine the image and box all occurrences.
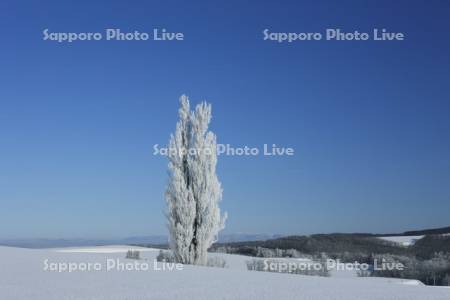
[246,258,329,277]
[207,256,228,268]
[357,269,372,277]
[156,250,176,263]
[126,250,141,260]
[443,274,450,286]
[246,259,266,271]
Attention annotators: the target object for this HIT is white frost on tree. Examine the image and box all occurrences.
[165,95,227,265]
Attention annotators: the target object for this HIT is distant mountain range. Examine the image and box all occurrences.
[1,227,447,249]
[0,233,283,248]
[391,226,450,237]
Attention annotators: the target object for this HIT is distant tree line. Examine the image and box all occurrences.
[210,234,450,286]
[370,252,450,286]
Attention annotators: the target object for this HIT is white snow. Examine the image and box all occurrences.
[0,246,449,300]
[55,245,159,253]
[377,235,424,246]
[399,280,425,286]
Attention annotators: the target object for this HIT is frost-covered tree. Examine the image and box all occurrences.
[165,95,226,265]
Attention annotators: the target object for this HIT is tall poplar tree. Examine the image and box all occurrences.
[165,95,226,265]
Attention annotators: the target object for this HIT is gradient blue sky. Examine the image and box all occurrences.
[0,0,449,239]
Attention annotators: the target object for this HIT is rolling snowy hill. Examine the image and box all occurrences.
[377,235,424,246]
[0,246,449,300]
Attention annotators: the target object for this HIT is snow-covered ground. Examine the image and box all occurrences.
[55,245,160,253]
[377,235,424,246]
[0,246,449,300]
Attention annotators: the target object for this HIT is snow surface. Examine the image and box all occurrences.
[0,246,449,300]
[55,245,159,253]
[377,235,424,246]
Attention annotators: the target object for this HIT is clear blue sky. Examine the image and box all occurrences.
[0,0,449,239]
